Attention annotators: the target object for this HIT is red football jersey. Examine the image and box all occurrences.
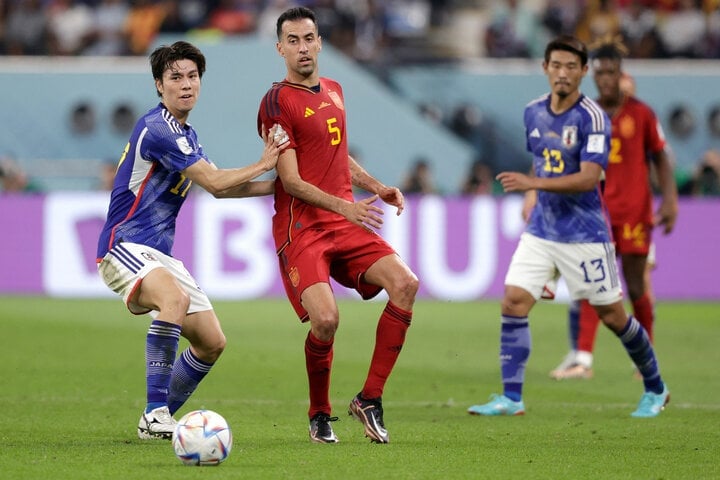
[257,78,352,251]
[603,95,666,226]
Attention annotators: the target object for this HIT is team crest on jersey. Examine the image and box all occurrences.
[619,115,635,138]
[288,266,300,287]
[176,137,192,155]
[562,126,578,148]
[328,91,344,110]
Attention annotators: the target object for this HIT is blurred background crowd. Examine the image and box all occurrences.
[4,0,720,62]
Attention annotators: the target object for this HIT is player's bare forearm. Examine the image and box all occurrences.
[283,175,349,214]
[184,161,273,197]
[349,155,382,193]
[349,155,404,214]
[215,180,275,198]
[283,175,386,229]
[498,163,601,194]
[185,128,287,197]
[653,149,679,233]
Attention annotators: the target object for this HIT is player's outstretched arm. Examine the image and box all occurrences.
[497,162,602,194]
[184,125,288,198]
[215,180,275,198]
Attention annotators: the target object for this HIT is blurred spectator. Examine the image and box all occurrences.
[460,158,496,196]
[687,149,720,196]
[484,0,534,58]
[449,102,499,169]
[123,0,167,56]
[308,0,356,58]
[576,0,621,46]
[450,103,482,141]
[160,0,212,33]
[656,0,705,57]
[0,156,43,193]
[205,0,257,35]
[256,0,293,39]
[541,0,582,38]
[401,158,437,195]
[0,2,5,54]
[429,0,451,27]
[352,0,389,64]
[5,0,49,55]
[619,0,661,58]
[47,0,94,56]
[702,0,720,58]
[97,158,118,191]
[83,0,130,56]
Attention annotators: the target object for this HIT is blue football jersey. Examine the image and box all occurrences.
[97,103,208,259]
[524,93,612,243]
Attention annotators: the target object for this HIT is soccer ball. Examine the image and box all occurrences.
[172,410,233,466]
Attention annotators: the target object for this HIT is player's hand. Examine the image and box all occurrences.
[344,194,385,230]
[496,171,533,192]
[259,124,290,171]
[378,186,405,215]
[654,199,678,234]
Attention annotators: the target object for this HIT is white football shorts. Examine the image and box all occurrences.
[505,232,623,306]
[97,242,212,317]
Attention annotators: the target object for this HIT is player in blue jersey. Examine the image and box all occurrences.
[96,41,288,439]
[467,36,669,418]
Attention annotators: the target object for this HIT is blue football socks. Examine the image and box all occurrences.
[167,348,213,415]
[617,316,664,394]
[145,320,181,409]
[500,315,531,402]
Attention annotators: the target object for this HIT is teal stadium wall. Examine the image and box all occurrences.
[0,34,475,193]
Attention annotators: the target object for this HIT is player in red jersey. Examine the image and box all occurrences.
[257,7,418,444]
[549,41,679,380]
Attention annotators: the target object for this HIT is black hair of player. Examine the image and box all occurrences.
[149,41,206,98]
[591,43,625,63]
[276,6,318,40]
[545,35,588,67]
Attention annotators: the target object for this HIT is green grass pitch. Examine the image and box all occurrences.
[1,297,718,479]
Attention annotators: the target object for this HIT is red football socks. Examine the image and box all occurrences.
[305,331,333,418]
[362,302,412,399]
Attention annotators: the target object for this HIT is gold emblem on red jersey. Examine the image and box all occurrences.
[304,107,315,118]
[328,91,344,110]
[619,115,635,138]
[289,266,300,287]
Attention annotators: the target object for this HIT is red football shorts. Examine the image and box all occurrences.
[277,222,397,321]
[612,222,652,256]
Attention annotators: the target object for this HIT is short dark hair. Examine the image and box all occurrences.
[276,7,317,40]
[544,35,588,66]
[149,41,206,97]
[591,42,626,63]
